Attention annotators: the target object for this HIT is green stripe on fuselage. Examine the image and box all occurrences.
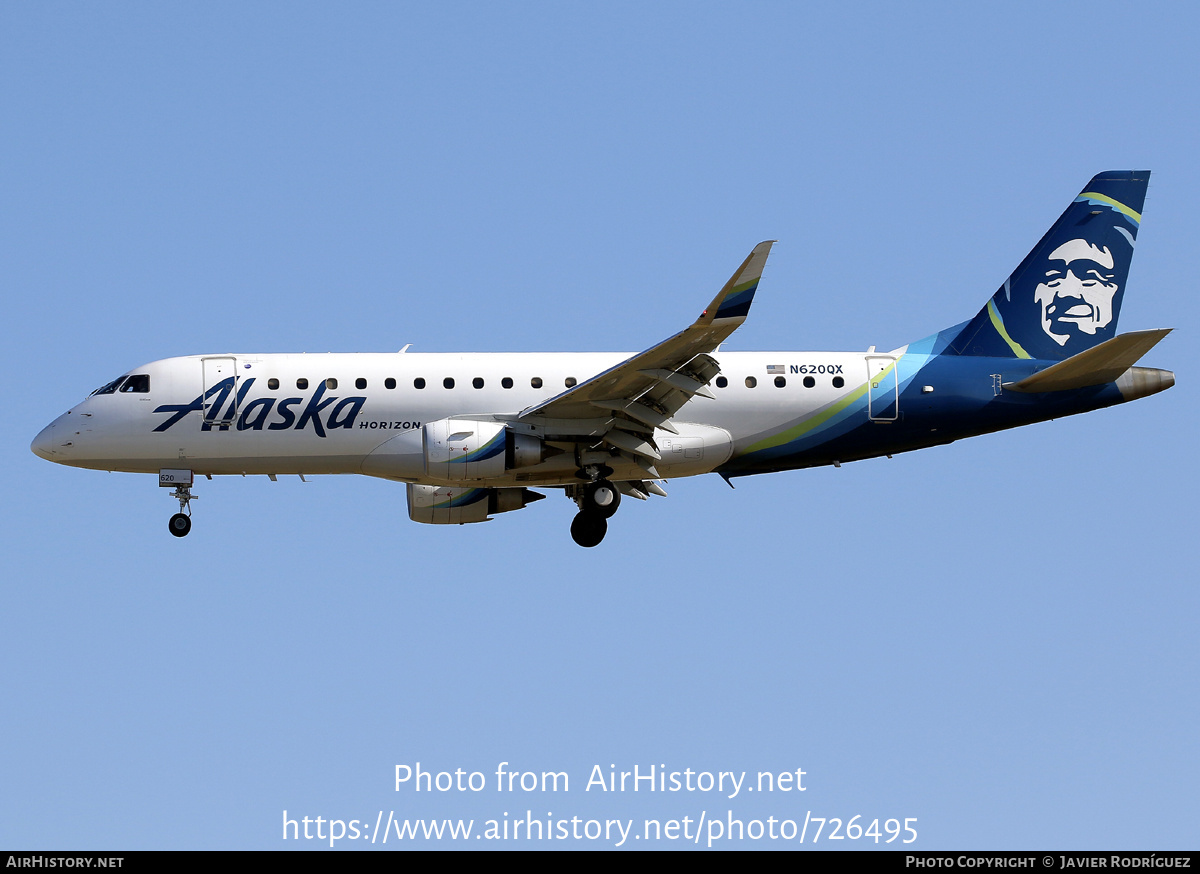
[741,364,889,455]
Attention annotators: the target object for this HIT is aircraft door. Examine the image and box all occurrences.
[866,355,898,422]
[201,356,238,427]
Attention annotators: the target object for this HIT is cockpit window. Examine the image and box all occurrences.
[119,374,150,393]
[90,377,125,396]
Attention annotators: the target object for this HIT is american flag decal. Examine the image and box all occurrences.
[766,364,785,375]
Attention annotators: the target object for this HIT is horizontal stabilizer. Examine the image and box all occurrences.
[1005,329,1171,393]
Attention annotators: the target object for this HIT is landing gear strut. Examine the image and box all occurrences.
[167,484,196,538]
[569,475,621,547]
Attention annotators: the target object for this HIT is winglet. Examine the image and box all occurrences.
[520,240,775,422]
[698,241,775,325]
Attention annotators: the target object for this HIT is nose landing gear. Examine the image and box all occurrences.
[167,483,197,538]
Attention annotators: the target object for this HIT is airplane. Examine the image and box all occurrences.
[31,171,1174,547]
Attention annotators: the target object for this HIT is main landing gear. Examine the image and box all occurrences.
[167,484,196,538]
[569,475,621,548]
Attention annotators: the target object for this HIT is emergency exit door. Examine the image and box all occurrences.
[866,356,898,422]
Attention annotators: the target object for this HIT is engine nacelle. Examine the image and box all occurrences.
[424,419,550,482]
[407,484,544,524]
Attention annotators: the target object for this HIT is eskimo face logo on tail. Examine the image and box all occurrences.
[1034,239,1119,346]
[971,177,1146,362]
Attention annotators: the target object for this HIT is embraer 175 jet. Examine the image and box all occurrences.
[32,171,1174,547]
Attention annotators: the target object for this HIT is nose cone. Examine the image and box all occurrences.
[31,420,59,460]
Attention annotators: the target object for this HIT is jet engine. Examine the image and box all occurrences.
[423,419,552,481]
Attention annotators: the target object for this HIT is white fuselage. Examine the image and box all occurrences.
[32,350,877,485]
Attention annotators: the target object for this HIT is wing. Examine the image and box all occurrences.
[518,241,774,473]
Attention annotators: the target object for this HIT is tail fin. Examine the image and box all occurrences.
[947,171,1149,360]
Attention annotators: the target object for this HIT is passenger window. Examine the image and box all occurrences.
[120,374,150,393]
[414,378,426,389]
[385,378,396,390]
[832,376,845,388]
[268,378,280,390]
[531,377,543,389]
[774,376,786,388]
[473,377,484,389]
[565,377,577,388]
[443,377,455,389]
[326,378,338,390]
[803,376,815,388]
[715,376,728,388]
[502,377,513,389]
[356,378,367,390]
[745,376,757,388]
[297,378,309,390]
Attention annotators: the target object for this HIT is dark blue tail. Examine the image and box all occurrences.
[947,171,1149,361]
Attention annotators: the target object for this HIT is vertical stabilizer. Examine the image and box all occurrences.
[948,171,1149,360]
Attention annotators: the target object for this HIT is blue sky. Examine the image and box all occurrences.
[2,2,1196,849]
